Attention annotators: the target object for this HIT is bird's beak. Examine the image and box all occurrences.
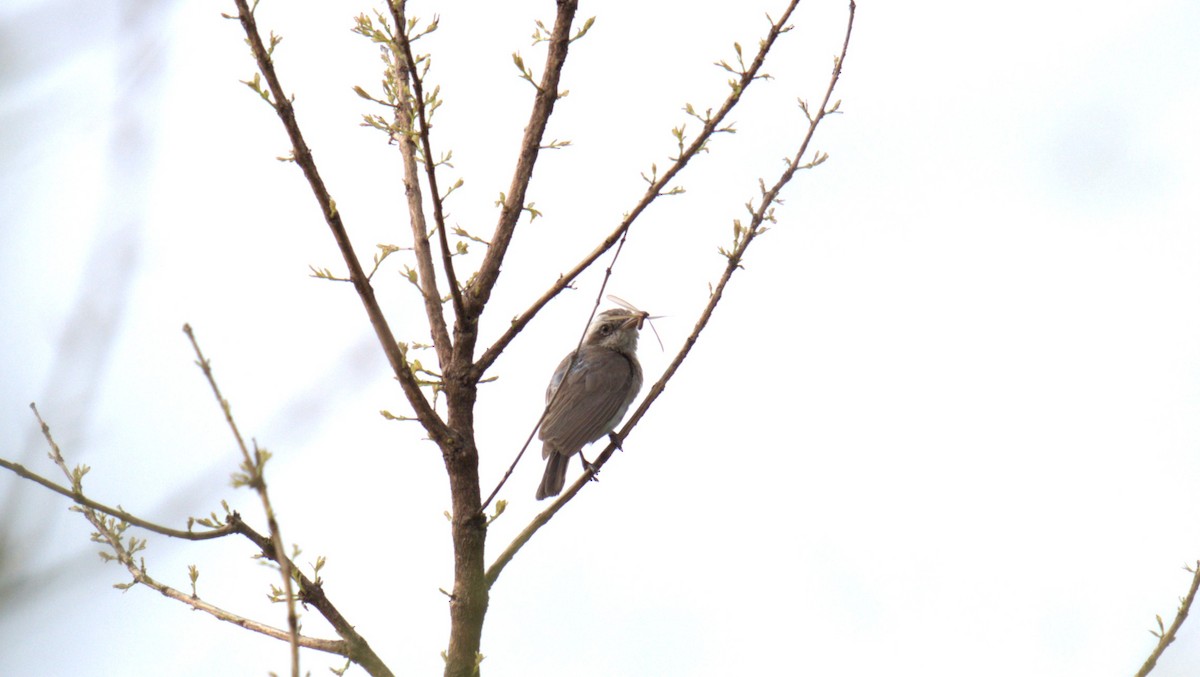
[621,314,645,330]
[634,314,665,330]
[621,311,655,330]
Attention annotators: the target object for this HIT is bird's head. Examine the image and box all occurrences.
[584,308,646,353]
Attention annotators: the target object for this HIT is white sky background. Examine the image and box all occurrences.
[2,0,1199,675]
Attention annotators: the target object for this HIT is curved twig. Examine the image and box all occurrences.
[1135,561,1200,677]
[0,456,235,540]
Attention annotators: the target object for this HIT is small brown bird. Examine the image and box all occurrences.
[536,308,645,500]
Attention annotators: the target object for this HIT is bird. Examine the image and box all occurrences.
[536,307,645,500]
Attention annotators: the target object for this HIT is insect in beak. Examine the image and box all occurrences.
[607,294,665,351]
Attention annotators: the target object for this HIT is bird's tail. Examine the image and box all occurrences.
[536,452,571,500]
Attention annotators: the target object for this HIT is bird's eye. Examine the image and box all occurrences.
[599,323,613,334]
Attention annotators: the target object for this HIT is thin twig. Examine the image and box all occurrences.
[0,457,235,539]
[478,221,638,514]
[470,0,806,382]
[182,323,300,677]
[1135,561,1200,677]
[487,0,857,588]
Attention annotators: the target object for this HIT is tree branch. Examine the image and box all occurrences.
[0,456,235,540]
[466,0,578,318]
[385,35,455,369]
[470,0,806,381]
[111,545,348,657]
[390,1,466,332]
[119,556,347,656]
[487,0,856,587]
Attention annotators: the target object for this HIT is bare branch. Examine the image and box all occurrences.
[382,36,455,368]
[112,541,347,656]
[389,2,467,330]
[0,456,235,540]
[109,537,348,656]
[487,0,857,587]
[471,0,807,381]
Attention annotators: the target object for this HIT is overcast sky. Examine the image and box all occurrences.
[3,1,1200,676]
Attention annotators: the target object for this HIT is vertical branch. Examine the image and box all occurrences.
[389,1,466,328]
[389,46,454,369]
[466,0,578,318]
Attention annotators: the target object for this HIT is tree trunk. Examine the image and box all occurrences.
[443,377,488,677]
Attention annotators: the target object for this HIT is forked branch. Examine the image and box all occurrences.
[231,0,448,438]
[22,405,368,671]
[11,398,395,676]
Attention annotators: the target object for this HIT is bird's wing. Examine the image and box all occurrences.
[544,351,575,404]
[539,346,638,456]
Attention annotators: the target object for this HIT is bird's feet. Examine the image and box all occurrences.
[608,432,624,451]
[580,453,600,482]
